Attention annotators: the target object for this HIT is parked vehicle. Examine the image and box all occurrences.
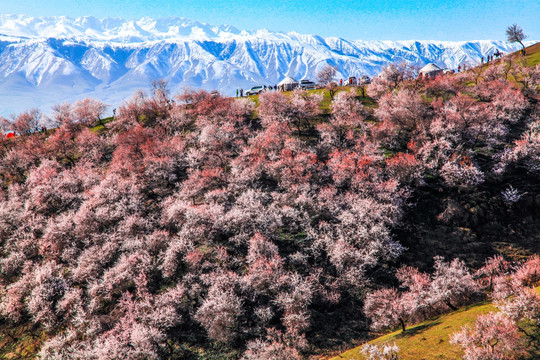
[298,79,316,90]
[358,75,371,85]
[245,85,266,95]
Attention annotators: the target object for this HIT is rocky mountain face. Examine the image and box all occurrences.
[0,15,529,115]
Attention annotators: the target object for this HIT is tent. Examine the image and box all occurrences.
[278,76,299,91]
[419,63,444,78]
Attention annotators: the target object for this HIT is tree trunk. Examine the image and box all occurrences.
[445,300,458,311]
[519,41,526,55]
[399,318,406,332]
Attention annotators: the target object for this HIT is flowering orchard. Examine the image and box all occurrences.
[0,59,538,359]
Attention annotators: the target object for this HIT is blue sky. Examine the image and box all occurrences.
[1,0,538,41]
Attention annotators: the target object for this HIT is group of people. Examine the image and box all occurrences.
[481,49,504,64]
[236,85,279,97]
[481,54,502,64]
[457,49,505,72]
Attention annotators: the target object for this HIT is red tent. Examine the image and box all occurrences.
[5,132,15,139]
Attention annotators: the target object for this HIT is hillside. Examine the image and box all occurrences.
[0,54,538,359]
[0,15,533,115]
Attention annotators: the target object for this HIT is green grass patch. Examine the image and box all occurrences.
[89,116,114,133]
[90,124,106,133]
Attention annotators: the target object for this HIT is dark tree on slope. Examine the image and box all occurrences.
[506,24,527,54]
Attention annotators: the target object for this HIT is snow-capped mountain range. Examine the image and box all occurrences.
[0,15,533,115]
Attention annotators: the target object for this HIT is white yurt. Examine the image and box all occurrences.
[419,63,444,78]
[278,76,299,91]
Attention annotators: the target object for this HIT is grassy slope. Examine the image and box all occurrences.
[485,41,540,70]
[524,42,540,67]
[330,287,540,360]
[329,302,495,360]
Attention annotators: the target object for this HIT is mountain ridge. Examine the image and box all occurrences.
[0,15,533,115]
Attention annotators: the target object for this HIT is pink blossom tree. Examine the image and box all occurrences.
[318,89,366,148]
[316,64,337,86]
[10,108,45,135]
[476,255,511,291]
[362,343,400,360]
[451,312,527,360]
[367,62,415,98]
[430,256,480,311]
[72,98,108,127]
[364,288,408,332]
[195,275,244,343]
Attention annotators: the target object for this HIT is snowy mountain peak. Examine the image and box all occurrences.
[0,15,243,42]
